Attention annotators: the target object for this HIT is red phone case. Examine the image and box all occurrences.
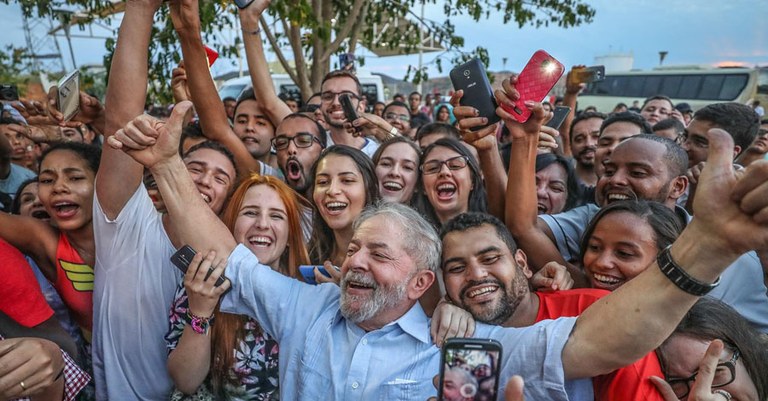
[502,50,564,123]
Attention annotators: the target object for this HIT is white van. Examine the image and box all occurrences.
[218,71,385,110]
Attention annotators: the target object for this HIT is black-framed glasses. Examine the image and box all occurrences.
[384,112,410,123]
[421,155,469,175]
[320,91,359,102]
[272,133,322,150]
[666,349,739,399]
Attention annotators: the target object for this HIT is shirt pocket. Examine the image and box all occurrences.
[379,380,433,401]
[297,355,333,398]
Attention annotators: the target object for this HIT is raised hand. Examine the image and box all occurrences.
[47,87,104,127]
[530,261,575,292]
[494,77,552,141]
[649,340,733,401]
[184,250,231,319]
[169,0,202,35]
[429,298,476,347]
[451,89,500,150]
[171,61,192,103]
[107,100,194,169]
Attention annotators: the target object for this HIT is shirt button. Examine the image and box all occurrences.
[352,382,359,389]
[362,339,368,345]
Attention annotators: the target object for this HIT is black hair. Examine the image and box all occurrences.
[408,91,421,99]
[383,101,411,118]
[371,136,422,205]
[535,153,580,212]
[278,112,328,148]
[183,140,238,178]
[623,134,688,177]
[600,111,652,136]
[307,145,380,263]
[569,111,608,144]
[40,142,101,174]
[440,212,518,254]
[652,118,685,135]
[657,298,768,401]
[416,137,487,227]
[641,95,674,111]
[234,87,257,117]
[321,70,362,98]
[179,121,205,155]
[415,122,460,144]
[11,177,38,214]
[693,102,760,153]
[579,200,685,268]
[222,97,236,103]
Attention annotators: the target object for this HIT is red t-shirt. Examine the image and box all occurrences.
[54,233,94,337]
[0,238,54,327]
[536,289,665,401]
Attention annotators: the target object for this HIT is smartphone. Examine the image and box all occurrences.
[438,338,502,401]
[233,0,255,9]
[170,245,228,287]
[339,93,360,130]
[568,65,605,86]
[57,70,80,122]
[545,106,572,130]
[450,58,500,131]
[299,265,332,285]
[502,50,565,123]
[0,84,19,101]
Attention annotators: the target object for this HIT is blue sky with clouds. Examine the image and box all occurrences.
[1,0,766,79]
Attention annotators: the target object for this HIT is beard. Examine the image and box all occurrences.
[458,270,529,326]
[340,271,410,323]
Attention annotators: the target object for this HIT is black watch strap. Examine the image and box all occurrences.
[657,245,720,296]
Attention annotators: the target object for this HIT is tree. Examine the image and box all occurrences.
[8,0,595,103]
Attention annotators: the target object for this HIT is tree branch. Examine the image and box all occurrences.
[259,15,299,86]
[320,0,366,61]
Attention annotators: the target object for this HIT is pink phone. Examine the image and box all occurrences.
[502,50,565,123]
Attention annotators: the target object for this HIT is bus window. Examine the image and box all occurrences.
[720,74,749,100]
[757,68,768,95]
[678,75,702,99]
[699,75,724,100]
[626,76,645,97]
[660,75,683,98]
[642,76,662,97]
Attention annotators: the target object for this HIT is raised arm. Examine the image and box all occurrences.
[562,129,768,378]
[496,79,586,285]
[107,101,237,258]
[451,90,508,221]
[97,0,161,219]
[559,65,585,157]
[239,0,292,126]
[170,0,259,176]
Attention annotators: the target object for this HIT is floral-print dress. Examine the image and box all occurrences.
[165,283,280,400]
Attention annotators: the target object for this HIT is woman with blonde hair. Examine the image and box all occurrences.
[165,174,310,400]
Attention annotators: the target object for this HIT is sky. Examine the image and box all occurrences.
[1,0,766,80]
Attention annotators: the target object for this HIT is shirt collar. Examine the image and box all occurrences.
[334,301,432,344]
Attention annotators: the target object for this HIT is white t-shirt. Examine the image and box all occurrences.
[92,185,182,400]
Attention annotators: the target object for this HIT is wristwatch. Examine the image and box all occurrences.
[185,310,214,335]
[657,245,720,296]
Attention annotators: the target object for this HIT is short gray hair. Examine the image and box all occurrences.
[353,201,441,273]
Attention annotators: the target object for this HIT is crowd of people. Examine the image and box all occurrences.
[2,0,768,400]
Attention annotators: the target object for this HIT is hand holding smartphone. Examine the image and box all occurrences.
[438,338,502,401]
[501,50,564,123]
[567,65,605,87]
[57,70,80,122]
[339,93,361,132]
[299,265,333,285]
[545,106,572,130]
[171,245,229,288]
[450,58,500,131]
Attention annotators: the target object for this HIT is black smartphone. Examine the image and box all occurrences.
[57,70,80,122]
[170,245,228,287]
[233,0,255,9]
[339,93,360,131]
[0,84,19,101]
[438,338,502,401]
[545,106,572,130]
[450,58,500,131]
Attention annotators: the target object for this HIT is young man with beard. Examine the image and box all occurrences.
[91,1,238,399]
[113,93,768,400]
[497,85,768,331]
[568,111,605,187]
[320,71,379,157]
[273,113,327,197]
[440,212,663,401]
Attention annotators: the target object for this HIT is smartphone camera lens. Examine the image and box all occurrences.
[463,70,471,77]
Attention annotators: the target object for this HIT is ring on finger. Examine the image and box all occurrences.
[19,381,26,390]
[713,390,732,401]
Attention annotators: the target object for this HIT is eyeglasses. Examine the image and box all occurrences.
[666,349,739,399]
[421,155,469,175]
[272,133,322,150]
[384,112,410,123]
[320,91,359,102]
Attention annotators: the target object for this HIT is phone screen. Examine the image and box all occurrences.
[439,340,501,401]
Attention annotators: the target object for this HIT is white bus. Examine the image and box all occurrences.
[218,72,385,110]
[577,66,768,113]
